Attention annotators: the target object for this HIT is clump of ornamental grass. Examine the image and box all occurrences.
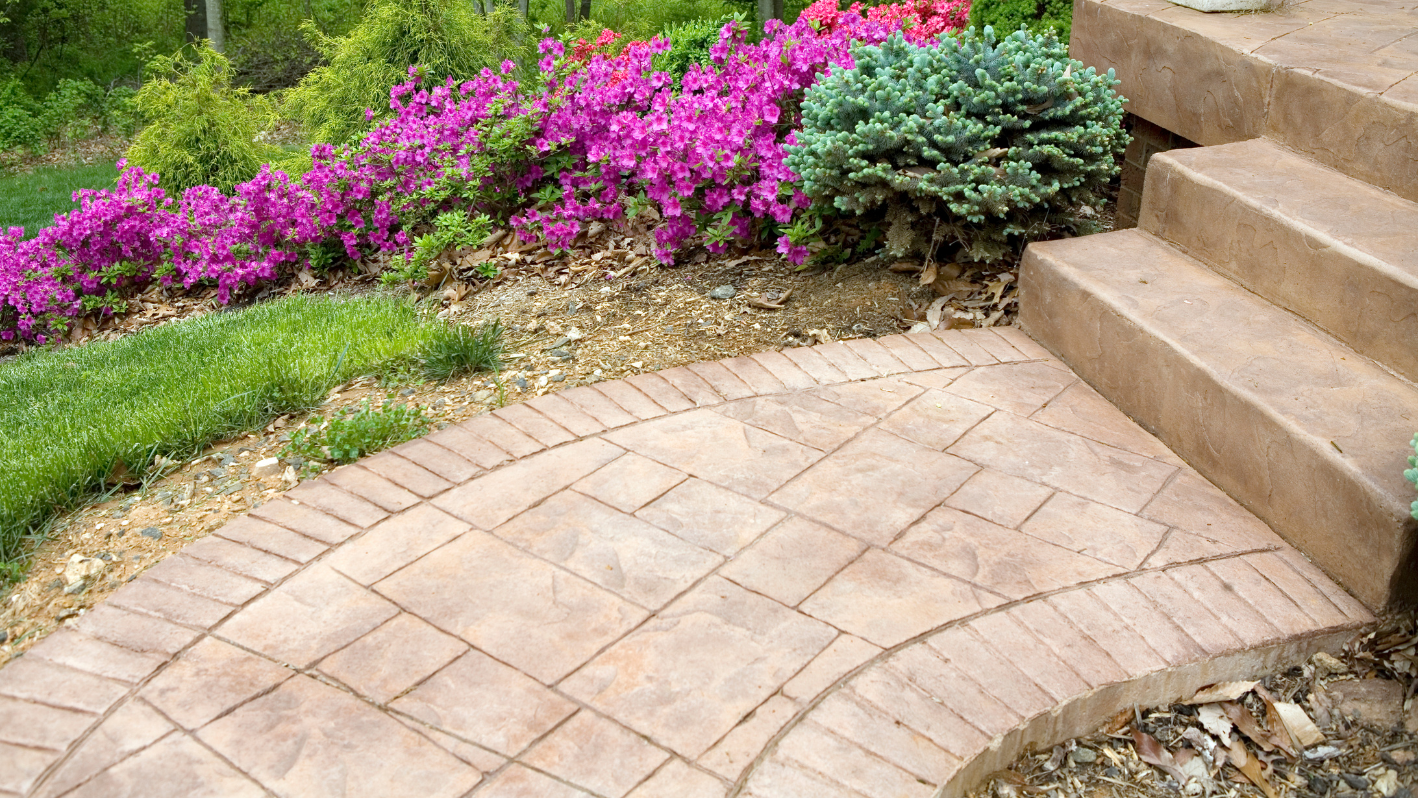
[785,26,1127,263]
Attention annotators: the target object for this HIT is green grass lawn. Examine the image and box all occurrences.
[0,293,500,582]
[0,162,120,237]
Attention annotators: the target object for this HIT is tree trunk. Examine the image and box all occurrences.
[579,0,591,22]
[757,0,783,23]
[565,0,577,22]
[518,0,528,19]
[185,0,207,44]
[205,0,225,51]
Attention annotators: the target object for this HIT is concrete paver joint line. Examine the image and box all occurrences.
[0,330,1371,798]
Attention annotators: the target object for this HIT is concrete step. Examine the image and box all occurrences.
[1139,138,1418,383]
[1020,228,1418,609]
[1070,0,1418,203]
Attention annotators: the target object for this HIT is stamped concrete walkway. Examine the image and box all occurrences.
[0,329,1372,798]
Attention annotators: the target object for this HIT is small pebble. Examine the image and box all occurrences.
[550,349,573,360]
[709,285,736,300]
[139,527,162,540]
[1340,774,1368,790]
[551,373,565,383]
[593,369,603,377]
[400,388,415,397]
[111,510,125,519]
[0,630,7,645]
[514,377,528,390]
[1070,748,1097,765]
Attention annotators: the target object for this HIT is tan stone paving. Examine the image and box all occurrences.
[0,330,1371,798]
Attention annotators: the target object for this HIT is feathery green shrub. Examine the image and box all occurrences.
[124,44,282,194]
[969,0,1072,48]
[786,26,1126,263]
[285,0,536,145]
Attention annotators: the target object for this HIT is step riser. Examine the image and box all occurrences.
[1020,240,1418,610]
[1139,150,1418,383]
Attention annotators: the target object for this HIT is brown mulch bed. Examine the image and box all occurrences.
[972,614,1417,798]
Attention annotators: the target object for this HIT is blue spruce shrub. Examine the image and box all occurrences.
[786,26,1128,262]
[1405,434,1418,520]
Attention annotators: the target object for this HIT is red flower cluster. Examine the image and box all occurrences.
[568,28,623,65]
[800,0,971,42]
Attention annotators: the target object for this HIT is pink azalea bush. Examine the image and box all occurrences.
[0,4,943,342]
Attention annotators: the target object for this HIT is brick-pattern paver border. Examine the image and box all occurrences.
[0,329,1370,798]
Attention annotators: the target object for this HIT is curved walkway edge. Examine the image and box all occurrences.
[0,328,1372,798]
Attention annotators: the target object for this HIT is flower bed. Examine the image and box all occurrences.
[0,2,1127,346]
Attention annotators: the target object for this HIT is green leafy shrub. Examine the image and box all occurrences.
[0,78,41,153]
[284,398,434,465]
[0,77,139,156]
[384,211,495,284]
[285,0,536,145]
[1406,434,1418,520]
[786,26,1126,263]
[969,0,1072,49]
[653,13,743,82]
[125,44,282,194]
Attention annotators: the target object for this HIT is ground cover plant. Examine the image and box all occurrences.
[0,292,501,582]
[0,161,117,238]
[285,398,435,467]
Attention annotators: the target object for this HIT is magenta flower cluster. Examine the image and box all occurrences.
[0,6,942,342]
[511,16,900,263]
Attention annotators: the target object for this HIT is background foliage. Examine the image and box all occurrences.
[968,0,1072,46]
[286,0,537,144]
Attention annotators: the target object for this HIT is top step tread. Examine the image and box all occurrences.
[1033,228,1418,497]
[1155,138,1418,280]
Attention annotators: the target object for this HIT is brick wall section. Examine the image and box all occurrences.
[1117,114,1198,230]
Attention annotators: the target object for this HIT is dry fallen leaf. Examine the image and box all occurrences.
[1133,729,1189,784]
[1197,703,1235,739]
[1270,701,1325,747]
[925,296,949,329]
[1228,739,1279,798]
[1221,700,1291,757]
[1187,681,1259,704]
[919,263,939,286]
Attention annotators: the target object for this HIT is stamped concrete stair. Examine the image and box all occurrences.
[1140,138,1418,383]
[1023,227,1418,609]
[1029,0,1418,610]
